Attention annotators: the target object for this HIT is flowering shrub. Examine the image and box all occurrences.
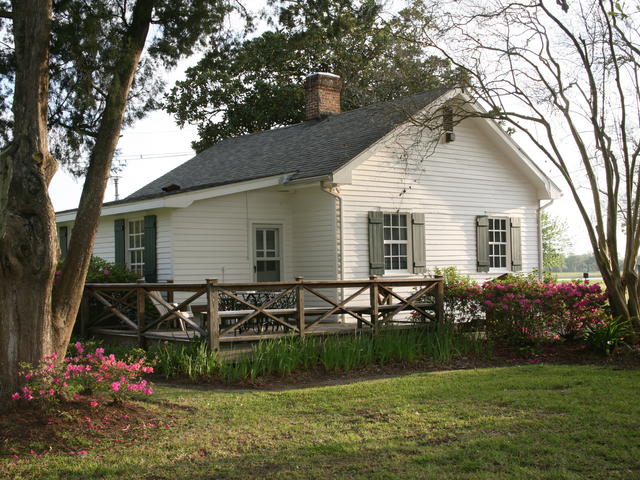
[430,269,609,346]
[433,266,484,324]
[55,256,140,285]
[10,342,154,406]
[481,277,608,344]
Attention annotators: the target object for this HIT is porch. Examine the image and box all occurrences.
[80,276,445,348]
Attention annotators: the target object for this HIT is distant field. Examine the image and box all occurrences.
[555,271,601,279]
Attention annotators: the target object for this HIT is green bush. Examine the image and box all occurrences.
[56,256,141,284]
[433,266,483,324]
[583,317,630,355]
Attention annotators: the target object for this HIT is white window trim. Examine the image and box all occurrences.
[488,216,510,272]
[382,212,412,275]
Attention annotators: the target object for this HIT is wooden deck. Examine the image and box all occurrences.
[80,276,444,348]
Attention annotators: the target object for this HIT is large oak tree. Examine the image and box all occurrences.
[0,0,234,400]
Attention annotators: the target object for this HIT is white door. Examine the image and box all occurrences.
[254,226,281,282]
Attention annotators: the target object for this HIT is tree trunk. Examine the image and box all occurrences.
[0,0,154,404]
[0,0,55,400]
[50,0,154,357]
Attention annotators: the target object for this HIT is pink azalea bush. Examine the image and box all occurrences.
[480,277,608,345]
[10,342,154,406]
[437,270,608,345]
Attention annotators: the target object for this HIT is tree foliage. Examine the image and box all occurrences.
[164,0,464,152]
[0,0,233,173]
[541,212,571,270]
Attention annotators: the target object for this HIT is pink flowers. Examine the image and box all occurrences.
[446,277,609,345]
[9,342,154,405]
[89,401,99,407]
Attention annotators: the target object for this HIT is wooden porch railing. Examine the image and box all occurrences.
[81,276,444,349]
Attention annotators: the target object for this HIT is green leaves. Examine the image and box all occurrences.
[1,0,236,173]
[164,0,462,151]
[541,212,572,270]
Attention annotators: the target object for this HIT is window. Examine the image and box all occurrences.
[127,219,145,275]
[488,217,508,269]
[383,213,409,270]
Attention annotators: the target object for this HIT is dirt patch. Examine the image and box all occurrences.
[0,396,175,458]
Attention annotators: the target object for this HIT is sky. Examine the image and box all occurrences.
[46,1,596,255]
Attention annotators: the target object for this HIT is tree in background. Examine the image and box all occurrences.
[541,212,571,271]
[164,0,464,152]
[412,0,640,330]
[0,0,235,400]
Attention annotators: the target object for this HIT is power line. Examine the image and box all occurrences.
[117,151,194,161]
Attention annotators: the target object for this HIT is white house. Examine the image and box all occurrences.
[56,73,561,289]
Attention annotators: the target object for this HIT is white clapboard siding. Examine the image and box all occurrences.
[171,189,293,284]
[155,210,172,282]
[340,117,541,291]
[291,186,337,280]
[291,186,338,312]
[93,216,116,262]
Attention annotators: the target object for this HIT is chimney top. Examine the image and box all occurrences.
[304,73,342,121]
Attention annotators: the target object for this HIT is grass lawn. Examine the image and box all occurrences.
[2,365,639,479]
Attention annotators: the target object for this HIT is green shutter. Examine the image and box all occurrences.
[114,219,125,266]
[411,213,426,274]
[368,211,384,276]
[510,217,522,272]
[59,226,68,260]
[143,215,157,282]
[476,216,490,272]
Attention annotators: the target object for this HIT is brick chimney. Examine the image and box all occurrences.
[304,72,342,121]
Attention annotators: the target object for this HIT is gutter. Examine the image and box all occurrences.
[537,199,555,279]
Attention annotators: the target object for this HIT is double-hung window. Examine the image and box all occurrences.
[383,213,409,271]
[488,218,508,269]
[127,219,145,275]
[477,215,521,272]
[369,211,426,275]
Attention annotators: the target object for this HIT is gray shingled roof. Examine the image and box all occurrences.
[124,87,449,202]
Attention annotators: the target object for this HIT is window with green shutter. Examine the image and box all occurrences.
[477,216,522,272]
[510,217,522,272]
[368,211,385,275]
[114,218,126,266]
[369,211,426,275]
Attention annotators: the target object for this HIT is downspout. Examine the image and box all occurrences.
[321,182,345,321]
[538,199,555,280]
[321,182,344,282]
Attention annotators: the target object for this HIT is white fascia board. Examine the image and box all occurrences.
[55,173,295,223]
[331,89,461,185]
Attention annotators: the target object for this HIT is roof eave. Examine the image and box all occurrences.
[55,172,297,222]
